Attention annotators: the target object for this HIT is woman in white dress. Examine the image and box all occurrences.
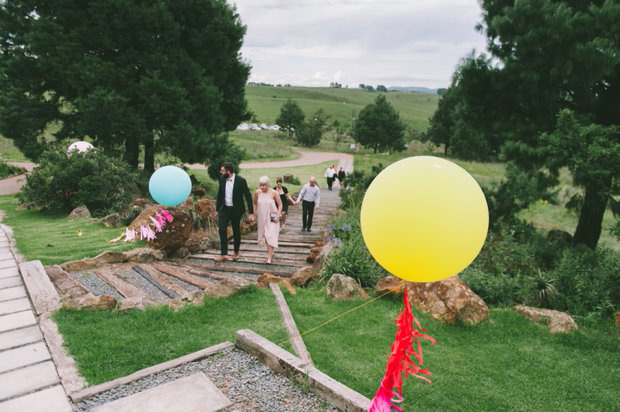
[253,176,283,264]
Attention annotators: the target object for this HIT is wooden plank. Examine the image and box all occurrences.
[240,239,314,247]
[192,263,293,278]
[210,246,310,255]
[18,260,60,315]
[45,265,89,300]
[151,263,212,289]
[192,254,305,267]
[269,283,313,365]
[133,267,177,299]
[94,268,151,300]
[137,265,191,299]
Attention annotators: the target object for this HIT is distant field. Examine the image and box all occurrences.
[246,86,438,132]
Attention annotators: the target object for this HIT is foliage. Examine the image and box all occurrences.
[18,145,139,217]
[0,158,21,178]
[276,98,305,138]
[322,210,386,287]
[429,0,620,249]
[295,109,329,147]
[460,268,527,307]
[0,0,250,173]
[331,120,350,149]
[352,95,406,153]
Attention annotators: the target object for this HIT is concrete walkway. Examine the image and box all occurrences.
[0,223,72,411]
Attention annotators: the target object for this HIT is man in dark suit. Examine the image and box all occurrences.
[214,162,254,262]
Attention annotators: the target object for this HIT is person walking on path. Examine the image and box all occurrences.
[274,177,296,230]
[214,162,254,262]
[337,166,346,186]
[254,176,282,264]
[295,177,320,232]
[324,164,336,190]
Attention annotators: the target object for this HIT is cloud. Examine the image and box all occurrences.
[233,0,487,88]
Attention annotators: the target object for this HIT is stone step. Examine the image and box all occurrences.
[0,385,72,412]
[0,276,22,290]
[205,249,308,259]
[0,286,27,302]
[223,243,311,254]
[91,373,231,412]
[0,267,19,280]
[240,239,315,247]
[0,311,36,333]
[0,361,59,401]
[0,297,31,316]
[0,341,51,374]
[19,261,60,316]
[192,253,307,267]
[189,262,294,278]
[0,325,43,352]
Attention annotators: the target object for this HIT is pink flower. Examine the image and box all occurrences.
[150,216,163,232]
[155,212,165,228]
[124,228,136,242]
[159,209,173,223]
[139,225,156,241]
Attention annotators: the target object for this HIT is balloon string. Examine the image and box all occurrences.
[277,289,398,346]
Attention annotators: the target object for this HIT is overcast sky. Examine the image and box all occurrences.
[233,0,487,89]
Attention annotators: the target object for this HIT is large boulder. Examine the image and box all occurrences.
[203,278,250,298]
[240,216,257,235]
[196,199,216,219]
[405,276,489,325]
[326,274,369,300]
[515,305,578,334]
[290,266,319,287]
[101,213,122,228]
[68,205,91,220]
[130,198,150,208]
[375,276,405,295]
[61,248,163,272]
[186,231,211,253]
[62,294,117,310]
[147,207,193,254]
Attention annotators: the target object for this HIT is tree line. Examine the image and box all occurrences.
[424,0,619,250]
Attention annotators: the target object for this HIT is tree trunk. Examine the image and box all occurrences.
[573,178,611,249]
[124,136,139,169]
[144,135,155,175]
[374,144,378,153]
[444,143,449,155]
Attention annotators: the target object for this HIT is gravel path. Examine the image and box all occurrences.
[74,348,337,412]
[70,271,123,300]
[118,269,170,302]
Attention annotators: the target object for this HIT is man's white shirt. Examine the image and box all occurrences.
[225,174,235,206]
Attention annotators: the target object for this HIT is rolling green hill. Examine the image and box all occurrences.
[245,86,439,132]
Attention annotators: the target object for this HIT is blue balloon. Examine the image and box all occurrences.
[149,166,192,206]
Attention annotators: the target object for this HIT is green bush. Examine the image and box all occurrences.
[18,145,139,217]
[0,158,22,179]
[460,268,529,306]
[322,211,386,287]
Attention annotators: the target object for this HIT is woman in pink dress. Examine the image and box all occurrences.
[253,176,283,264]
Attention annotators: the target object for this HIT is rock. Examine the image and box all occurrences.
[257,273,296,294]
[326,274,369,300]
[290,266,319,287]
[405,276,489,325]
[101,213,122,228]
[118,297,148,311]
[147,207,193,254]
[547,229,573,247]
[515,305,578,334]
[240,216,257,235]
[186,231,211,253]
[375,276,405,295]
[61,248,163,272]
[283,174,294,183]
[68,205,91,219]
[204,278,250,298]
[174,247,191,259]
[62,294,117,310]
[196,199,216,219]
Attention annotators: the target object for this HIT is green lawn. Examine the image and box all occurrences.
[55,285,619,410]
[246,86,438,132]
[0,136,28,162]
[230,130,300,162]
[0,195,140,265]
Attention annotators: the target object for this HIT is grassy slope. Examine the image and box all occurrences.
[246,86,438,132]
[55,286,619,410]
[0,195,140,265]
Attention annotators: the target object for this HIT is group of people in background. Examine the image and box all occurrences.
[324,164,346,190]
[214,162,341,264]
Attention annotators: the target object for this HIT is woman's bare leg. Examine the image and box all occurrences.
[280,212,287,229]
[267,246,274,263]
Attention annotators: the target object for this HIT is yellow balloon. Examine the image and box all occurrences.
[360,156,488,283]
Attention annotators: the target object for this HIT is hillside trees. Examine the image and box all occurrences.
[0,0,250,175]
[296,109,329,147]
[276,98,305,138]
[353,94,406,153]
[428,0,620,249]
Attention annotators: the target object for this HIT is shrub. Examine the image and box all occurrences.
[0,158,22,179]
[18,145,139,217]
[461,268,529,306]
